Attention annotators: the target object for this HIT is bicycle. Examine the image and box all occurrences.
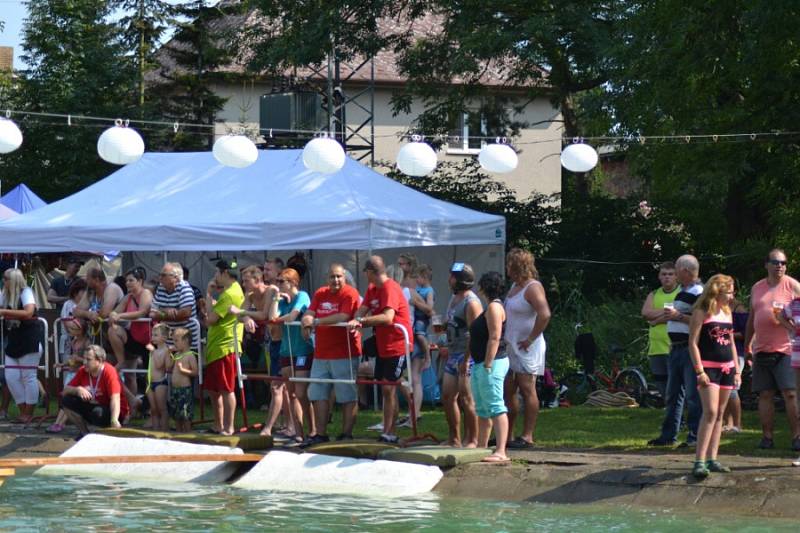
[560,331,655,407]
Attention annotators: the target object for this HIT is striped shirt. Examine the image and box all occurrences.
[667,281,704,343]
[152,280,199,346]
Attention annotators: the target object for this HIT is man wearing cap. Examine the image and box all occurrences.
[48,257,83,311]
[348,255,413,444]
[205,259,245,435]
[441,262,481,448]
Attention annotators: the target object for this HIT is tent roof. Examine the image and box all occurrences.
[0,150,505,252]
[0,183,47,213]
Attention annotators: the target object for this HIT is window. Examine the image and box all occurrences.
[447,111,506,154]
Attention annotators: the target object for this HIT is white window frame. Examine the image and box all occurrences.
[446,112,489,155]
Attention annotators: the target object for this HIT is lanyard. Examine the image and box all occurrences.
[88,364,104,400]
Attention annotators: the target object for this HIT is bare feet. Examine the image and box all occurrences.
[463,441,478,449]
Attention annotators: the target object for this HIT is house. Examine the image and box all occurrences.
[156,9,563,200]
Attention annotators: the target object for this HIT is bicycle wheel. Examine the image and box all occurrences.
[614,368,648,406]
[560,372,596,406]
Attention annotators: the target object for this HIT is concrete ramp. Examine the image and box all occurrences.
[233,450,443,497]
[36,434,244,484]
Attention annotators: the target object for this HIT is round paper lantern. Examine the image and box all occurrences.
[396,141,437,177]
[213,135,258,168]
[478,143,518,174]
[302,137,346,174]
[0,118,23,154]
[97,126,145,165]
[560,142,598,173]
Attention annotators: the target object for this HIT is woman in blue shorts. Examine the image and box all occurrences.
[469,271,510,463]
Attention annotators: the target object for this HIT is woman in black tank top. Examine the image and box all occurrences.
[469,271,511,463]
[687,274,740,479]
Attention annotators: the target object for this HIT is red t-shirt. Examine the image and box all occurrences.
[67,364,130,419]
[309,285,362,360]
[364,279,413,358]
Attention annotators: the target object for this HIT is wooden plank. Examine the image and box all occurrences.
[0,468,15,476]
[0,453,264,469]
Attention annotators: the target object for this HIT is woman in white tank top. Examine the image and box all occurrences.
[503,249,551,448]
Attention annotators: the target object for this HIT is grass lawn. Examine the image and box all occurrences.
[22,399,799,458]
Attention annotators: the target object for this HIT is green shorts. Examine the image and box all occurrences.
[168,385,194,422]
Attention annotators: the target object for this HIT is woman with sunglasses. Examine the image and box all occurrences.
[108,267,153,399]
[269,268,315,441]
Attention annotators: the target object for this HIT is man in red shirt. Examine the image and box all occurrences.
[349,255,413,443]
[62,344,129,437]
[300,264,362,446]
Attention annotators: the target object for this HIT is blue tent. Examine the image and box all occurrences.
[0,183,47,213]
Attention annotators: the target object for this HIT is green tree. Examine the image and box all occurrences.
[114,0,176,111]
[0,0,134,201]
[147,0,236,150]
[607,0,800,269]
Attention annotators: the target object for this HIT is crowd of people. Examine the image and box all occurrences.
[9,246,800,474]
[643,250,800,478]
[0,250,553,462]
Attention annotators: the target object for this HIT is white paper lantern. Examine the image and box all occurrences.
[302,137,346,174]
[396,141,437,177]
[560,142,598,173]
[478,143,518,174]
[0,118,23,154]
[213,135,258,168]
[97,126,145,165]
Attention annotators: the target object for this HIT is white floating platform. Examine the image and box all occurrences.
[233,450,443,497]
[36,434,243,484]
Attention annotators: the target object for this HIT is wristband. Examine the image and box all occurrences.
[313,318,320,327]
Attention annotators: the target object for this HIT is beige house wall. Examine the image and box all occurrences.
[212,81,562,199]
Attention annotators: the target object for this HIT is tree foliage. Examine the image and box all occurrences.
[595,0,800,279]
[0,0,133,201]
[146,0,236,150]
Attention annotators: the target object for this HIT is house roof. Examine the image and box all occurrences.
[152,5,544,89]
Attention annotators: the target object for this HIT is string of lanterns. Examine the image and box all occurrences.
[0,111,608,176]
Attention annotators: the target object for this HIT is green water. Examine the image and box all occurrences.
[0,474,794,532]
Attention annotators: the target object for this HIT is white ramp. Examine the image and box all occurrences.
[233,450,443,497]
[36,434,243,484]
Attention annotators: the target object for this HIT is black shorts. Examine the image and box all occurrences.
[124,335,149,363]
[374,356,406,382]
[62,394,122,427]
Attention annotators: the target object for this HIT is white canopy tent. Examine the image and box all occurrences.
[0,150,506,306]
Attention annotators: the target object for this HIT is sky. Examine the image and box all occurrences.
[0,0,27,67]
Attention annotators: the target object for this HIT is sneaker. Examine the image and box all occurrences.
[792,437,800,452]
[367,422,384,432]
[691,461,710,479]
[647,437,676,447]
[335,433,354,441]
[397,416,413,428]
[298,434,330,449]
[677,439,696,449]
[706,460,731,473]
[758,437,775,450]
[378,433,399,444]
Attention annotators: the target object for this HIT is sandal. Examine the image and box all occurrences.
[482,453,511,464]
[507,437,535,449]
[45,423,64,434]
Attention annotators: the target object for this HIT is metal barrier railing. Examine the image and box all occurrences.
[232,319,436,443]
